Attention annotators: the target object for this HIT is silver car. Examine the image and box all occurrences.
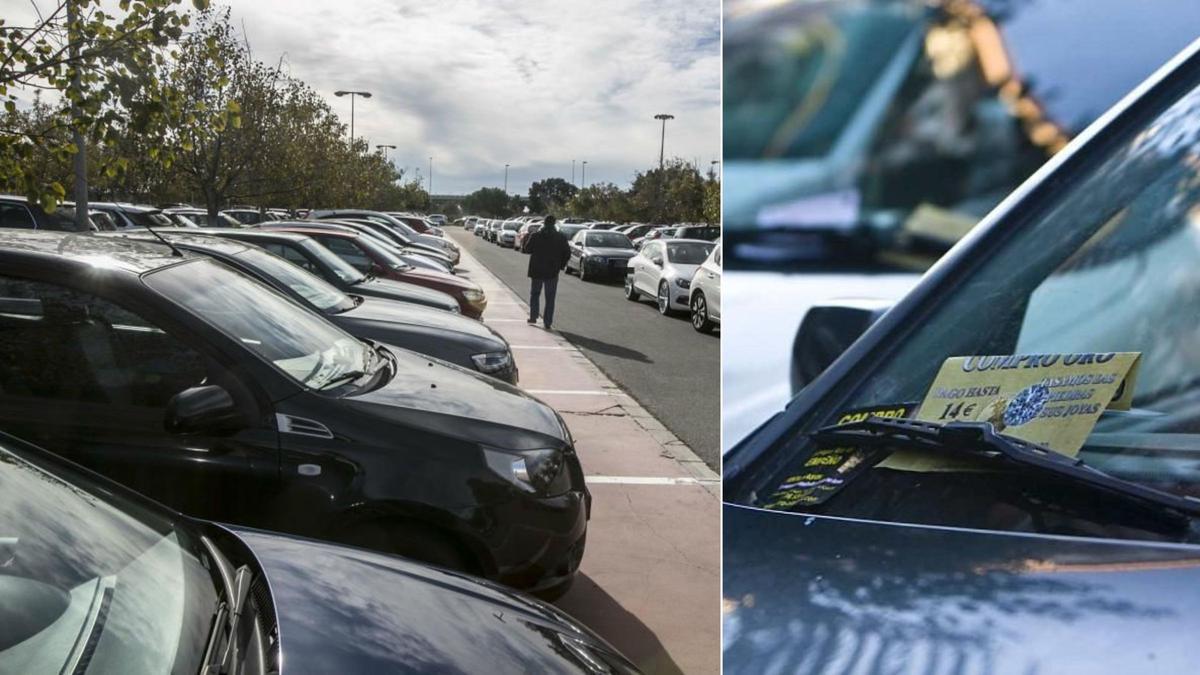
[624,239,716,316]
[689,241,721,333]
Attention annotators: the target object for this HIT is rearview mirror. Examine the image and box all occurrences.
[165,385,245,435]
[790,300,891,394]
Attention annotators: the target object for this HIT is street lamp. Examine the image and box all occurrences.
[376,144,396,160]
[334,90,372,144]
[504,163,510,194]
[428,156,433,196]
[654,113,675,169]
[571,159,576,186]
[581,161,588,189]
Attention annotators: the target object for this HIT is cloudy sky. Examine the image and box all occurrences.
[224,0,722,195]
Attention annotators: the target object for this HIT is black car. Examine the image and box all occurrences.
[288,218,455,272]
[113,231,518,383]
[204,228,463,315]
[0,231,588,595]
[0,433,638,673]
[565,229,638,281]
[0,195,93,231]
[724,39,1200,673]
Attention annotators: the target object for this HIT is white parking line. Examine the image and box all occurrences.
[486,318,532,322]
[527,389,629,396]
[585,475,720,485]
[510,345,571,350]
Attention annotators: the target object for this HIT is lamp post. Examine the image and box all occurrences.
[428,156,433,196]
[710,159,720,179]
[654,113,675,169]
[581,161,588,189]
[334,90,372,145]
[571,159,576,186]
[504,164,510,194]
[376,144,396,160]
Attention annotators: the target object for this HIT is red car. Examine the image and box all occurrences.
[267,226,488,318]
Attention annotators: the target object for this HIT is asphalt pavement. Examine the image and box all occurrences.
[450,229,721,469]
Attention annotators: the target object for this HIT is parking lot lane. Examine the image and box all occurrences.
[452,238,720,675]
[452,230,720,469]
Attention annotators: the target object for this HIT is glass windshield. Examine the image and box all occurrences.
[303,240,366,284]
[585,232,633,249]
[126,211,174,229]
[145,259,370,389]
[355,235,413,271]
[0,440,217,674]
[236,247,354,313]
[666,242,715,265]
[751,70,1200,535]
[723,1,922,160]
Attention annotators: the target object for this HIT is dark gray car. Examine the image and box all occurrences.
[113,231,517,382]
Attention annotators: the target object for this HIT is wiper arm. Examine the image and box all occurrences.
[813,417,1200,522]
[318,369,367,390]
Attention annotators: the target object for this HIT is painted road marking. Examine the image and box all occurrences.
[585,475,720,485]
[510,345,571,350]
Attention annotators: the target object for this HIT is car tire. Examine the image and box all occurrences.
[691,292,714,333]
[579,264,588,282]
[657,281,673,316]
[624,275,640,301]
[342,519,474,574]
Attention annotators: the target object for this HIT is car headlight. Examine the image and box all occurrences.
[674,277,691,289]
[470,350,513,375]
[462,288,485,303]
[483,447,571,496]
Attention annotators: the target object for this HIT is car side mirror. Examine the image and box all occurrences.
[165,385,245,435]
[791,300,891,394]
[651,257,663,267]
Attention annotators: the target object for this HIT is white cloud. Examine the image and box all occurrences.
[224,0,721,195]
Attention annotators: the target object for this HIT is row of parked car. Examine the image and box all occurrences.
[0,203,641,672]
[466,215,724,334]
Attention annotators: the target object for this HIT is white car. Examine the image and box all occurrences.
[689,241,721,333]
[624,239,716,316]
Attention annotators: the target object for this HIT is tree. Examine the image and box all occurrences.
[565,182,633,222]
[0,0,212,210]
[703,175,720,225]
[628,159,707,223]
[527,177,577,213]
[463,187,511,216]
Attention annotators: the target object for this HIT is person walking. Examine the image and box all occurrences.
[526,214,570,329]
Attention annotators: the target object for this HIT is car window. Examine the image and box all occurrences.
[259,242,320,274]
[0,204,36,229]
[236,248,353,313]
[0,275,207,408]
[315,236,372,272]
[586,232,634,248]
[665,242,715,265]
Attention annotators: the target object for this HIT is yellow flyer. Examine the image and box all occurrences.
[879,352,1141,472]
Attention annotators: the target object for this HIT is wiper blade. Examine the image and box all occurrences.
[319,369,367,390]
[813,417,1200,521]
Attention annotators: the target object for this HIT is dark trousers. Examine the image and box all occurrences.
[529,276,559,326]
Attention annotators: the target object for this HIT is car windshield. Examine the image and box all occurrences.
[665,242,715,265]
[236,247,355,313]
[125,210,174,229]
[723,0,922,160]
[144,259,371,389]
[355,235,413,271]
[503,222,521,230]
[302,239,366,284]
[0,439,218,674]
[586,232,633,249]
[559,225,587,239]
[748,68,1200,533]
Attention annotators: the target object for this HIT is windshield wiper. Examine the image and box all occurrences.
[812,417,1200,523]
[200,536,254,675]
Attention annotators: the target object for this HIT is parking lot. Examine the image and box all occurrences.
[451,239,720,674]
[451,229,722,469]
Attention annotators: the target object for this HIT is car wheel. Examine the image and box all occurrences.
[624,275,640,301]
[691,292,713,333]
[579,264,588,282]
[342,519,474,574]
[657,281,673,316]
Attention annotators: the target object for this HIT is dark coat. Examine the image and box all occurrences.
[526,226,570,279]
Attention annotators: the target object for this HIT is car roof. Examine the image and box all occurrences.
[0,230,193,273]
[89,202,161,213]
[266,225,356,238]
[208,228,313,244]
[109,230,256,257]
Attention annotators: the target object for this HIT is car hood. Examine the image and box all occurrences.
[723,504,1200,674]
[583,247,636,257]
[350,344,563,450]
[355,277,458,311]
[345,297,500,343]
[231,527,637,674]
[401,266,478,291]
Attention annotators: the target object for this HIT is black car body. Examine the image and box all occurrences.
[724,38,1200,673]
[566,229,638,281]
[0,195,93,231]
[308,210,460,264]
[0,231,588,595]
[113,231,518,383]
[313,218,456,273]
[0,433,637,674]
[205,228,463,314]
